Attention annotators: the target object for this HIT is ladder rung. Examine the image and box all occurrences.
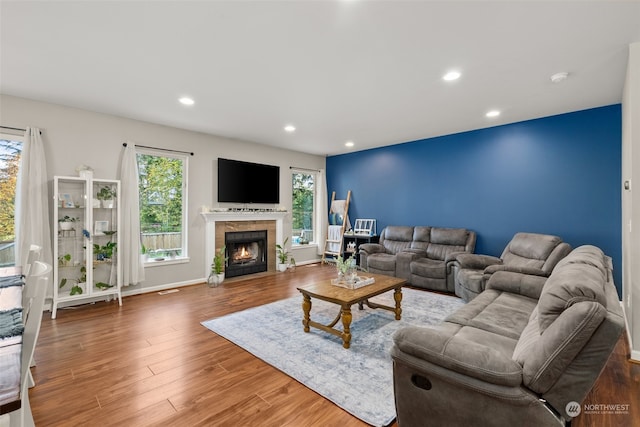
[326,239,341,243]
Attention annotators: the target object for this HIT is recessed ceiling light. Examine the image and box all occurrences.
[178,97,194,106]
[486,110,501,118]
[550,72,569,83]
[443,71,461,81]
[345,141,355,148]
[284,125,296,133]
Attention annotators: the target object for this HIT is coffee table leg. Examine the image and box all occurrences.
[341,305,352,349]
[302,294,311,332]
[394,287,403,320]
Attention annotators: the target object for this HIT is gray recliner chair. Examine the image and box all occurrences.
[450,232,571,302]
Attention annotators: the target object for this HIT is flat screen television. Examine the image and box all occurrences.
[217,158,280,204]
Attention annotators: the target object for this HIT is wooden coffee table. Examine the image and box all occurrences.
[296,273,406,349]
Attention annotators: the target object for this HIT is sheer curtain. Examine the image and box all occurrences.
[16,127,52,269]
[315,169,327,256]
[119,143,145,286]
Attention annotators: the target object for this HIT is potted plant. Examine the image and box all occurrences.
[335,254,356,282]
[58,215,78,231]
[96,185,116,208]
[93,241,117,261]
[275,237,290,272]
[140,243,148,262]
[208,245,227,287]
[59,265,86,296]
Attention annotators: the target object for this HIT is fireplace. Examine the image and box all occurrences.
[225,230,267,278]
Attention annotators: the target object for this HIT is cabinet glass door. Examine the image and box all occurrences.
[91,180,119,294]
[55,177,88,297]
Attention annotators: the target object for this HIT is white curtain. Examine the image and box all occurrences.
[16,127,52,270]
[315,169,327,256]
[119,143,145,285]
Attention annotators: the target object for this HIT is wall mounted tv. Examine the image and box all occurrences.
[217,158,280,204]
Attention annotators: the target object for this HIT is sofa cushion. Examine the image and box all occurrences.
[502,233,562,270]
[431,227,470,246]
[538,264,606,333]
[367,253,397,272]
[384,226,414,242]
[410,257,445,279]
[427,243,467,261]
[445,290,537,340]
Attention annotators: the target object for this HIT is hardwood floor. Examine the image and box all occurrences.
[29,263,639,426]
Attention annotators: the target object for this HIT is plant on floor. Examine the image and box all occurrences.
[211,245,227,274]
[276,237,290,265]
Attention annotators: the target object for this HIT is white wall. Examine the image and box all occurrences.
[0,94,326,293]
[622,42,640,361]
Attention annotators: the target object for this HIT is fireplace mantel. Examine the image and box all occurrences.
[200,211,287,278]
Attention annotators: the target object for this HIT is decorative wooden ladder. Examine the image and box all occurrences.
[322,190,351,263]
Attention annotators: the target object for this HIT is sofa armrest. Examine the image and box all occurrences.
[359,243,385,255]
[485,271,548,300]
[484,264,548,277]
[393,325,522,386]
[453,253,502,270]
[396,250,425,280]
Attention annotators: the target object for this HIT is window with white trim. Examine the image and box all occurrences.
[136,149,188,262]
[0,136,23,267]
[291,171,315,245]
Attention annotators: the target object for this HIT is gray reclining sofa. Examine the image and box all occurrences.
[359,225,476,292]
[391,245,625,426]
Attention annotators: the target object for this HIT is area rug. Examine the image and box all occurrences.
[201,288,464,426]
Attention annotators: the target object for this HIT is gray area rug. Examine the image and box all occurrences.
[201,287,464,426]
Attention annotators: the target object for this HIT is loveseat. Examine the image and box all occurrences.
[359,226,476,292]
[391,245,625,426]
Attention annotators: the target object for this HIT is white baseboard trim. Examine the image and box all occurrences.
[294,259,321,267]
[121,278,205,297]
[619,301,639,363]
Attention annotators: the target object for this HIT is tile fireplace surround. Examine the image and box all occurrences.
[200,211,287,279]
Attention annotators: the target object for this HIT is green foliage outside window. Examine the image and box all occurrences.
[292,172,314,242]
[137,153,184,234]
[0,140,21,242]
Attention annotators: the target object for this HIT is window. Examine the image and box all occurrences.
[0,137,22,267]
[292,171,315,245]
[136,149,188,262]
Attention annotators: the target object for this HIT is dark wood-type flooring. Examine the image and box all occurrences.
[29,263,639,426]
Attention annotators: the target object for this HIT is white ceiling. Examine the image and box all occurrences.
[1,1,639,156]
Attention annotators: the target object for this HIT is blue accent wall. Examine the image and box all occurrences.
[326,105,622,292]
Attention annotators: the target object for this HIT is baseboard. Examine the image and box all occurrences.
[43,263,324,312]
[294,259,321,267]
[619,300,640,363]
[121,278,204,297]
